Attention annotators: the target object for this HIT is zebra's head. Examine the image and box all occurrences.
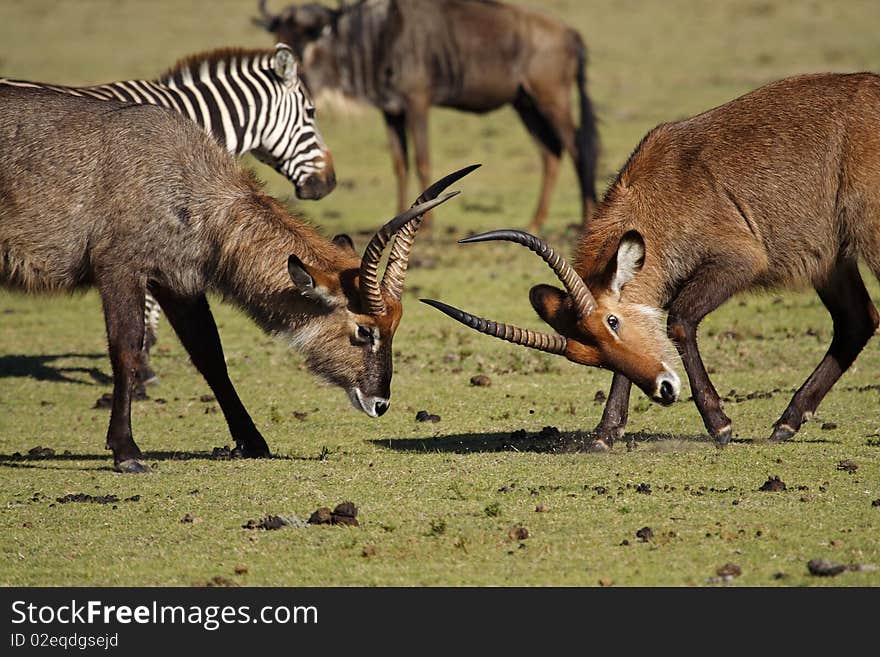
[252,44,336,200]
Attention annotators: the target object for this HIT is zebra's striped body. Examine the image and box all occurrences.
[1,44,336,385]
[0,44,335,199]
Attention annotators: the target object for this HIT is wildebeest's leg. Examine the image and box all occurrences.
[407,105,431,202]
[591,373,632,450]
[513,88,563,232]
[98,278,149,473]
[149,286,270,457]
[770,261,878,441]
[383,111,409,213]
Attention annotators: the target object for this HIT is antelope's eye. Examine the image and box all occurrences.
[357,325,374,343]
[607,315,620,334]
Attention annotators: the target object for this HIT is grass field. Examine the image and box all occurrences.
[1,0,879,586]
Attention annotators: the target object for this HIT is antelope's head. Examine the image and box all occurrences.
[422,230,680,405]
[287,165,480,417]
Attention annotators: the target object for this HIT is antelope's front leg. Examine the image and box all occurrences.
[667,316,731,444]
[591,373,632,450]
[99,278,150,473]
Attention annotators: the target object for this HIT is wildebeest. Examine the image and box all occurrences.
[1,44,336,388]
[425,72,880,449]
[0,85,474,472]
[254,0,599,230]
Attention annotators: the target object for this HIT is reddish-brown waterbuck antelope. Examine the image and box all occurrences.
[425,72,880,449]
[0,85,477,472]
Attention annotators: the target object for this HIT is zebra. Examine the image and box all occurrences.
[1,43,336,386]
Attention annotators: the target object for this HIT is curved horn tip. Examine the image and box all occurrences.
[458,229,532,245]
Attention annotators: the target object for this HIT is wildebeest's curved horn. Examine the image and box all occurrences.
[252,0,278,30]
[459,230,596,317]
[360,192,459,316]
[381,164,481,301]
[420,299,568,355]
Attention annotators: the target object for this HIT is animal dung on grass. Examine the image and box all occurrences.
[470,374,491,387]
[759,476,786,492]
[415,410,441,423]
[308,502,359,526]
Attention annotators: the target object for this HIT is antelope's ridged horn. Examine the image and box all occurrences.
[421,299,568,355]
[459,230,596,316]
[382,164,481,301]
[360,192,460,316]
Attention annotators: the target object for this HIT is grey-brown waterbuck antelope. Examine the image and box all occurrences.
[426,72,880,449]
[0,84,478,472]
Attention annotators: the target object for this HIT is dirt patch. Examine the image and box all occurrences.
[94,388,148,409]
[210,445,244,460]
[807,559,848,577]
[508,526,530,541]
[196,576,239,587]
[56,493,123,504]
[470,374,491,387]
[836,459,858,473]
[635,526,654,542]
[242,514,306,530]
[759,475,786,492]
[807,559,877,576]
[717,563,742,579]
[415,410,441,423]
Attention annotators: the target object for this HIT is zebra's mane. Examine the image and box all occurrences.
[156,48,275,82]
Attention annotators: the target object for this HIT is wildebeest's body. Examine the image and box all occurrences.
[257,0,598,228]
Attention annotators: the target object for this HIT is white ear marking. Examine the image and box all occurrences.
[611,234,645,295]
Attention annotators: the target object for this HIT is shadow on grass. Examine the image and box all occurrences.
[370,428,715,454]
[0,450,293,470]
[0,353,111,385]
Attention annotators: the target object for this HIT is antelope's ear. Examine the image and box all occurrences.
[288,254,336,305]
[529,284,577,335]
[332,233,357,254]
[610,230,645,296]
[273,44,299,85]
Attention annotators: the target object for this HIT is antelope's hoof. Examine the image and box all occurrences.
[231,444,271,459]
[585,438,612,453]
[769,424,797,443]
[114,459,151,474]
[713,424,732,446]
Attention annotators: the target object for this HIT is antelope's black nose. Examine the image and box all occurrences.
[374,400,389,417]
[660,380,676,405]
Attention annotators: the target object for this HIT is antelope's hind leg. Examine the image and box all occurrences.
[770,261,878,441]
[149,287,270,458]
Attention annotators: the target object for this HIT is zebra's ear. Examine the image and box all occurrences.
[272,44,299,85]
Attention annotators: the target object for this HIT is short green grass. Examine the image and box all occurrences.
[1,0,879,586]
